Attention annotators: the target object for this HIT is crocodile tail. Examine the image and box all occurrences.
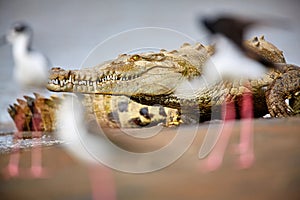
[8,93,60,133]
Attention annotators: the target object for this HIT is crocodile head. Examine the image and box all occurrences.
[47,43,210,95]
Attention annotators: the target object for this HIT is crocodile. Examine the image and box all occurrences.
[8,36,300,132]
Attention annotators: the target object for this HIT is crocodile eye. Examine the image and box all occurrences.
[130,55,141,61]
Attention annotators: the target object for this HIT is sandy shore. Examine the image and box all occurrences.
[0,117,300,200]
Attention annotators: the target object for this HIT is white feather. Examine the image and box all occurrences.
[175,36,267,98]
[56,96,191,173]
[56,95,113,164]
[8,30,48,88]
[203,35,267,85]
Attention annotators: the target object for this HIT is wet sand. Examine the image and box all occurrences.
[0,117,300,200]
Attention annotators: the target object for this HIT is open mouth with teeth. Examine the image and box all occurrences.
[46,50,204,96]
[47,63,195,96]
[47,66,146,94]
[46,43,211,96]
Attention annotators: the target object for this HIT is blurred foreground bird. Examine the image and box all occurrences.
[200,15,276,84]
[57,95,116,200]
[1,22,49,88]
[1,22,50,179]
[198,15,278,171]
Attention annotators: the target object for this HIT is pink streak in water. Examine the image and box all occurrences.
[88,164,117,200]
[200,90,256,172]
[29,132,48,178]
[237,92,255,169]
[2,151,20,179]
[200,100,236,172]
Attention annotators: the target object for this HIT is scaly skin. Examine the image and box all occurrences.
[9,36,300,131]
[9,94,182,132]
[47,43,209,95]
[47,36,300,116]
[8,93,60,132]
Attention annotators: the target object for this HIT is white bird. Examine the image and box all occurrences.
[57,95,116,200]
[57,95,182,198]
[202,35,267,85]
[3,22,49,88]
[200,16,275,85]
[1,22,50,179]
[196,15,277,172]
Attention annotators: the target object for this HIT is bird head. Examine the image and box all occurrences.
[4,22,33,47]
[201,17,217,35]
[200,15,256,49]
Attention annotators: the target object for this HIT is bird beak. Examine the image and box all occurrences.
[0,35,7,46]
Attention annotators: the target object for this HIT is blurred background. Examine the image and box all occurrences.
[0,0,299,124]
[1,2,300,199]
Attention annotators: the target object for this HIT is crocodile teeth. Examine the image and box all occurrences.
[50,79,59,85]
[78,80,87,85]
[76,73,137,84]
